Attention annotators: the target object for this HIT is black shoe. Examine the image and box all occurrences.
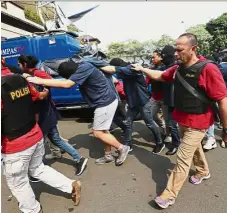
[75,157,88,176]
[129,145,133,152]
[166,147,178,155]
[29,177,40,183]
[109,127,116,133]
[60,149,66,154]
[152,143,165,154]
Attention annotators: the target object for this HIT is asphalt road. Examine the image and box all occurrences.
[2,109,227,213]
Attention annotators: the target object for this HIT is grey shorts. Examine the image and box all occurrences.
[93,99,118,131]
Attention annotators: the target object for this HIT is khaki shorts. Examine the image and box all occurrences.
[93,99,118,130]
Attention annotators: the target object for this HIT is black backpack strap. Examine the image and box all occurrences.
[192,60,214,79]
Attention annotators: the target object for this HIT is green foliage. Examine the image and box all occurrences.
[106,12,227,59]
[186,24,212,56]
[24,9,42,25]
[206,13,227,52]
[155,34,175,49]
[67,24,80,33]
[106,36,175,61]
[107,42,127,58]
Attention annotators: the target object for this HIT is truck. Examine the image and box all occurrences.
[1,30,90,110]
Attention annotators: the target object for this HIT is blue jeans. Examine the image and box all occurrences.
[124,100,162,146]
[47,126,81,161]
[167,106,180,148]
[206,124,215,138]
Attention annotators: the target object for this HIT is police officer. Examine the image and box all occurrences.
[132,33,227,209]
[1,62,81,213]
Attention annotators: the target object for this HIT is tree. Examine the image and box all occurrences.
[155,34,175,49]
[107,42,126,58]
[186,24,212,56]
[142,40,157,60]
[206,13,227,52]
[124,40,145,62]
[67,24,81,33]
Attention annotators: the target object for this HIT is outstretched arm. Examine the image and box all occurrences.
[100,66,116,74]
[24,75,75,88]
[131,64,164,81]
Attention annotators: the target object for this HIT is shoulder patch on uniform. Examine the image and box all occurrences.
[9,86,30,101]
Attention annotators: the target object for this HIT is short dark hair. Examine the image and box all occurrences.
[153,49,161,56]
[109,58,130,67]
[178,33,198,46]
[222,56,227,63]
[58,60,79,79]
[18,55,39,68]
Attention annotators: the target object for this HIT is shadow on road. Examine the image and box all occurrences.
[31,181,71,203]
[67,120,175,199]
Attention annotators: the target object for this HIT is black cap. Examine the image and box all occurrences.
[109,58,130,67]
[161,45,175,58]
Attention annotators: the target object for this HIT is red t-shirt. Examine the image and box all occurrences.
[32,68,52,79]
[161,60,227,129]
[115,80,126,100]
[146,76,163,101]
[1,67,43,154]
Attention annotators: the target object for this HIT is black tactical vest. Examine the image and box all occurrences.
[174,60,214,114]
[1,74,36,140]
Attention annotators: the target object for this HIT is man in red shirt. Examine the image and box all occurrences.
[132,33,227,209]
[1,63,81,213]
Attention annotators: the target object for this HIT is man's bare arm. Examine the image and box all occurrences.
[26,76,75,88]
[100,66,116,74]
[218,97,227,129]
[131,64,165,81]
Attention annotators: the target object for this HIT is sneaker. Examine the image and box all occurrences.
[115,145,130,166]
[189,173,211,185]
[129,145,133,152]
[71,180,82,206]
[164,136,172,143]
[29,177,40,183]
[45,153,62,160]
[75,157,88,176]
[152,143,165,154]
[203,137,217,150]
[154,196,175,209]
[109,127,116,133]
[220,140,227,148]
[60,149,66,154]
[166,147,178,155]
[95,155,115,165]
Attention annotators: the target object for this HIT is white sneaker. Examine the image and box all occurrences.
[164,136,172,143]
[220,140,227,148]
[203,137,217,150]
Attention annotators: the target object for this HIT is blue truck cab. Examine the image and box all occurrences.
[1,30,88,109]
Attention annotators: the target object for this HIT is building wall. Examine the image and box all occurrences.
[1,2,44,39]
[1,23,33,38]
[1,2,25,20]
